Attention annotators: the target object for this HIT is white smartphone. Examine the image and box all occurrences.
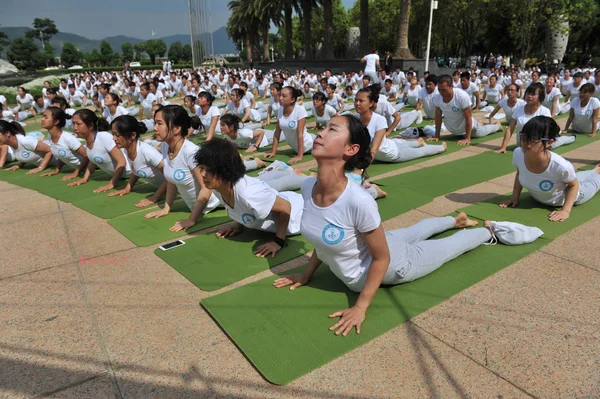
[159,240,186,251]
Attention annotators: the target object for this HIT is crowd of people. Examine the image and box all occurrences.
[1,58,599,335]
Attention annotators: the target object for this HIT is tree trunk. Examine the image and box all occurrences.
[284,3,293,60]
[323,0,334,59]
[262,24,270,61]
[302,0,314,60]
[359,0,369,54]
[245,37,252,62]
[394,0,414,59]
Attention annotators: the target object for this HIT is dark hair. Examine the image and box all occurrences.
[384,78,393,84]
[580,82,595,94]
[190,115,202,130]
[270,82,283,93]
[51,96,70,111]
[197,91,214,105]
[184,95,197,105]
[521,116,559,145]
[283,86,301,103]
[73,109,110,132]
[111,115,148,140]
[452,71,460,77]
[312,91,326,103]
[357,87,379,103]
[524,82,545,103]
[425,74,439,85]
[98,83,111,92]
[140,83,150,92]
[506,83,519,93]
[460,71,470,80]
[105,92,120,104]
[194,139,246,184]
[573,72,583,79]
[68,84,75,89]
[0,120,23,136]
[219,113,241,132]
[156,105,192,138]
[341,115,373,180]
[362,75,371,83]
[47,88,58,96]
[45,106,67,128]
[438,74,453,86]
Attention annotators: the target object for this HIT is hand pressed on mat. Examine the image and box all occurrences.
[329,306,366,336]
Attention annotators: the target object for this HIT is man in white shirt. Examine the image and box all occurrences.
[361,50,380,85]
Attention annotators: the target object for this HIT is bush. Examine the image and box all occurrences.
[0,75,65,104]
[35,64,195,75]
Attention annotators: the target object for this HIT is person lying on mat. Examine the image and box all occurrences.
[274,115,538,336]
[109,115,168,208]
[499,116,600,222]
[39,107,89,181]
[354,87,446,164]
[194,139,303,258]
[0,120,55,174]
[265,87,315,164]
[68,109,132,192]
[144,105,222,232]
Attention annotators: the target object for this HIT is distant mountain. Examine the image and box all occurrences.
[0,26,236,55]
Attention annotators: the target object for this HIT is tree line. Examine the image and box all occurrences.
[0,18,194,70]
[228,0,600,66]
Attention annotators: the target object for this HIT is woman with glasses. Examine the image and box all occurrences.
[499,116,600,222]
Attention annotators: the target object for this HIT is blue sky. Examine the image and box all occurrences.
[1,0,356,40]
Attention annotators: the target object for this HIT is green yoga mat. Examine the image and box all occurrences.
[108,201,230,246]
[155,230,312,291]
[34,172,128,203]
[0,168,82,190]
[71,182,163,219]
[201,234,548,385]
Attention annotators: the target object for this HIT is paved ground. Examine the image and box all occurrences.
[1,113,599,398]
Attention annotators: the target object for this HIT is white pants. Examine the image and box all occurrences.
[397,110,421,130]
[557,103,571,115]
[376,138,445,163]
[364,71,378,84]
[347,216,491,292]
[258,170,308,192]
[549,135,575,149]
[450,118,500,138]
[72,99,93,106]
[574,169,600,205]
[125,106,139,117]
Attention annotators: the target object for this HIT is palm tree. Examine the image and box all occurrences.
[254,0,283,61]
[394,0,415,58]
[227,0,259,62]
[359,0,369,54]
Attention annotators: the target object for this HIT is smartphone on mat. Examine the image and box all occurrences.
[159,240,186,251]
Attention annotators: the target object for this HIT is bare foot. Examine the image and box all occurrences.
[293,168,306,176]
[454,212,479,228]
[309,171,317,177]
[370,183,387,199]
[417,137,426,147]
[441,142,448,151]
[255,158,266,169]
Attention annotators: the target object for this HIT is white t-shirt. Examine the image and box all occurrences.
[161,140,221,212]
[570,97,600,133]
[380,86,397,99]
[16,93,34,108]
[226,99,260,121]
[418,87,438,119]
[461,82,479,106]
[542,87,561,112]
[326,94,344,112]
[103,106,129,124]
[300,177,381,287]
[277,104,314,153]
[140,92,156,109]
[312,104,337,126]
[49,131,83,170]
[129,140,165,188]
[226,128,268,149]
[87,131,132,176]
[374,100,396,128]
[215,175,303,235]
[406,85,421,106]
[268,96,281,115]
[14,134,43,166]
[355,112,396,160]
[432,89,472,134]
[197,105,221,133]
[512,105,551,134]
[364,54,380,72]
[567,82,583,102]
[499,98,526,123]
[513,147,578,206]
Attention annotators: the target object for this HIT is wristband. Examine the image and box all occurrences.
[273,236,287,248]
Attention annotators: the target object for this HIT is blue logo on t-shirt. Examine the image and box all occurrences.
[539,180,554,192]
[288,120,297,129]
[173,168,186,182]
[93,156,104,164]
[21,151,31,159]
[322,223,344,245]
[585,109,592,116]
[452,106,460,112]
[241,213,256,224]
[136,170,148,178]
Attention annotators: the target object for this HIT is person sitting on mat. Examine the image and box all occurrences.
[309,92,338,130]
[354,87,446,164]
[109,115,168,208]
[488,83,525,124]
[196,92,222,141]
[0,120,55,174]
[194,139,303,258]
[274,114,534,336]
[499,116,600,222]
[430,75,501,146]
[39,107,89,181]
[144,105,222,232]
[265,86,316,164]
[562,83,599,138]
[219,114,272,154]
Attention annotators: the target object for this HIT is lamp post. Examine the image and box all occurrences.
[270,46,274,62]
[424,0,438,72]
